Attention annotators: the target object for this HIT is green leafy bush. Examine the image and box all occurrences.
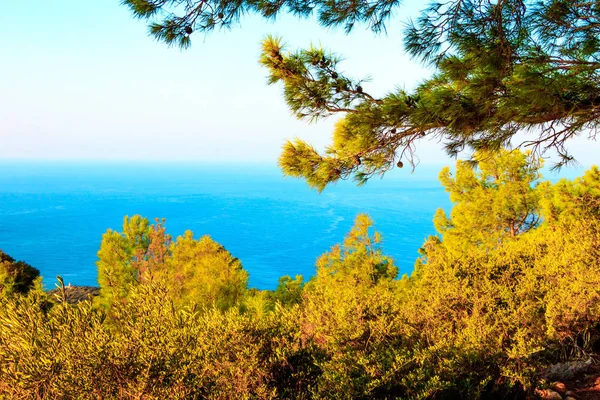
[0,250,40,296]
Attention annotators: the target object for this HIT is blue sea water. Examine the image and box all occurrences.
[0,161,451,290]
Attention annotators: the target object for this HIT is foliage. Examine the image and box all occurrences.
[407,150,600,397]
[0,249,40,296]
[96,216,248,310]
[298,214,410,398]
[124,0,600,190]
[3,151,600,398]
[270,274,305,306]
[433,149,545,255]
[96,215,150,306]
[0,281,291,399]
[542,165,600,223]
[166,230,248,309]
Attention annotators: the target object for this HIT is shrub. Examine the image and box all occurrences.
[0,249,40,296]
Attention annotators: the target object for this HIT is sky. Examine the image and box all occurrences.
[1,1,599,169]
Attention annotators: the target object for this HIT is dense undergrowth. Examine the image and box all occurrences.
[1,150,600,399]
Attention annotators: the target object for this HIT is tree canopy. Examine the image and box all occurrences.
[433,149,545,254]
[124,0,600,190]
[96,215,248,310]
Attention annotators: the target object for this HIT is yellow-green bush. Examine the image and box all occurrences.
[2,151,600,399]
[0,282,299,399]
[96,216,247,311]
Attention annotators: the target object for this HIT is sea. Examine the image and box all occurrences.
[0,160,453,290]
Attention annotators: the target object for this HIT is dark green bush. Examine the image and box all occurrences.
[0,249,40,295]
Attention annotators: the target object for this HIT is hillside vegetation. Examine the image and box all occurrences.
[1,150,600,399]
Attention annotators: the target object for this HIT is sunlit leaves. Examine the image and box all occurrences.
[123,0,600,190]
[96,215,248,311]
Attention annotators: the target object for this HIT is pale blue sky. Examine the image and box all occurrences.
[1,1,598,169]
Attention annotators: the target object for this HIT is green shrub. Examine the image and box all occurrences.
[96,216,248,311]
[0,249,40,295]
